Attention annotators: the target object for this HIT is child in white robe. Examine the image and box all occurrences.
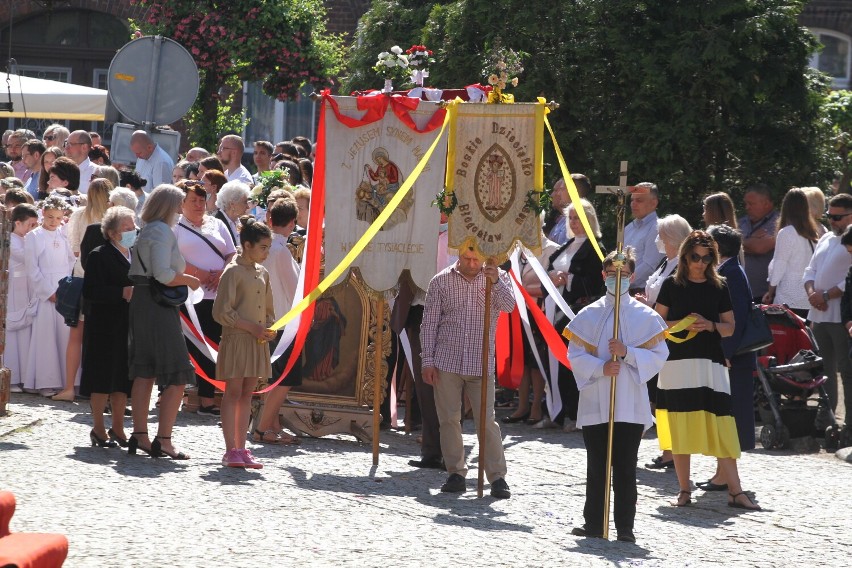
[6,205,40,392]
[23,196,76,396]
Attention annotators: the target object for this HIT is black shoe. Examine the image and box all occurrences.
[501,411,530,424]
[440,473,466,493]
[197,405,220,417]
[696,479,728,491]
[617,531,636,543]
[645,455,675,469]
[571,526,603,538]
[90,429,118,448]
[409,457,445,470]
[490,477,511,499]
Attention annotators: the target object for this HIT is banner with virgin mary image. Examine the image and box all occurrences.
[323,95,448,293]
[445,101,545,262]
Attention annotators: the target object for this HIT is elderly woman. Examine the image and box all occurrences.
[697,224,758,492]
[79,188,140,270]
[51,178,113,402]
[80,206,137,447]
[654,230,759,510]
[541,198,605,431]
[92,165,120,189]
[637,214,692,469]
[175,180,236,416]
[215,180,253,246]
[128,185,201,459]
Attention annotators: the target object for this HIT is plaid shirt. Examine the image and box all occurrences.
[421,263,516,376]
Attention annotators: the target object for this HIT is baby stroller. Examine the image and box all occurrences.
[753,305,847,450]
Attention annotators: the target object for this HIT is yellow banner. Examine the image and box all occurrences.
[269,107,453,331]
[663,316,698,343]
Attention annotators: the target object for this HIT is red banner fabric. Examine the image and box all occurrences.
[509,271,571,370]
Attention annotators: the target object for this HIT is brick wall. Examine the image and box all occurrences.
[325,0,371,37]
[0,0,147,28]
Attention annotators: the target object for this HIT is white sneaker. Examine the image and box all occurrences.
[531,417,556,429]
[563,420,578,433]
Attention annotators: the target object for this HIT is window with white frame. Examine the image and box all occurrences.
[810,28,851,89]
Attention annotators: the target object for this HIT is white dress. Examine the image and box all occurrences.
[22,226,76,391]
[5,233,37,387]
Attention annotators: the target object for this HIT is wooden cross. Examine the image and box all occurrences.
[594,161,630,247]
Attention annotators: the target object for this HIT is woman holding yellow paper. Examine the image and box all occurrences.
[654,230,760,510]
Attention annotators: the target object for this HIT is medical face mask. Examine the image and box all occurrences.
[655,235,667,254]
[120,230,137,249]
[605,275,630,295]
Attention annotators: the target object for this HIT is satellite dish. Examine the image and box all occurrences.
[107,35,199,127]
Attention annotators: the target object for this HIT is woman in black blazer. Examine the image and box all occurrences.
[80,206,137,448]
[541,198,606,431]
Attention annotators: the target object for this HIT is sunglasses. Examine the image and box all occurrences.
[43,135,55,141]
[689,253,713,264]
[825,212,852,222]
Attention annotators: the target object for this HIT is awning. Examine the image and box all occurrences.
[0,73,108,121]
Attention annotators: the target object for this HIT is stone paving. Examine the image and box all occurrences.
[1,393,851,567]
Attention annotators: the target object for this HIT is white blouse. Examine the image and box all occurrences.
[767,225,814,310]
[644,256,678,305]
[551,236,586,291]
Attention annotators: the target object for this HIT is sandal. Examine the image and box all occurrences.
[728,491,761,510]
[253,429,301,445]
[671,490,692,507]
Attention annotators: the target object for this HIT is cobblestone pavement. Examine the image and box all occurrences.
[1,393,851,567]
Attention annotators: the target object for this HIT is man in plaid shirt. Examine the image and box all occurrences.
[421,247,516,498]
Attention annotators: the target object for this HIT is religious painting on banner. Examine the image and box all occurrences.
[446,102,545,261]
[323,95,448,294]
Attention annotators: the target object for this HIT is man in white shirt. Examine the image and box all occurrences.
[218,135,254,185]
[567,249,668,543]
[623,182,664,294]
[803,193,852,418]
[63,130,96,194]
[131,130,175,193]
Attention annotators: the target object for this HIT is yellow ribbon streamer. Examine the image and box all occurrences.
[268,106,453,331]
[562,315,698,344]
[541,109,606,262]
[663,316,698,343]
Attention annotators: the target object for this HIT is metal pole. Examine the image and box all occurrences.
[142,35,164,132]
[477,277,493,498]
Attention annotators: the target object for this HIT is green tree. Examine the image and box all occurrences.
[345,0,837,230]
[824,90,852,194]
[132,0,344,149]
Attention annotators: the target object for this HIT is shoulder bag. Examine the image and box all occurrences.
[734,304,773,355]
[137,251,188,307]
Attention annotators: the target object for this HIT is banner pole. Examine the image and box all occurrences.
[372,296,385,465]
[477,278,493,498]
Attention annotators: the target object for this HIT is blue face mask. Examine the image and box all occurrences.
[120,229,137,249]
[605,275,630,295]
[439,222,448,233]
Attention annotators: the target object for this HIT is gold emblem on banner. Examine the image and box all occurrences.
[474,144,515,223]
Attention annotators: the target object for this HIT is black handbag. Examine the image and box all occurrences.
[137,251,188,307]
[734,304,773,355]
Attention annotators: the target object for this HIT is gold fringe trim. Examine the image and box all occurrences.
[568,336,598,356]
[637,332,666,350]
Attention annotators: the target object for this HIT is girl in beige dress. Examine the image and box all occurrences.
[213,217,276,469]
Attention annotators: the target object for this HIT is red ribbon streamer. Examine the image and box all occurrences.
[496,309,525,389]
[509,271,571,370]
[323,89,446,134]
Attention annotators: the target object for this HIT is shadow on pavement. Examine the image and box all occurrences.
[563,537,653,561]
[200,468,264,485]
[0,441,29,451]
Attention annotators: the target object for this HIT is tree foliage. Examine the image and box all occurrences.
[345,0,838,230]
[131,0,344,149]
[823,90,852,193]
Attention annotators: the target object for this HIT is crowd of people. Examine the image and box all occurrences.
[1,126,313,467]
[3,125,851,539]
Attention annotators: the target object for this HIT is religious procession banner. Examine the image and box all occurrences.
[446,102,545,261]
[323,95,448,293]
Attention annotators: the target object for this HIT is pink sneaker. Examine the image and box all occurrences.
[239,449,263,469]
[222,449,244,468]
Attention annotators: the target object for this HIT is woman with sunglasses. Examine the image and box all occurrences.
[654,230,760,510]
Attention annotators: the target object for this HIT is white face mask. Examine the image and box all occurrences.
[655,234,667,254]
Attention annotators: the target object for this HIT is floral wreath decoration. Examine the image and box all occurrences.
[252,169,294,210]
